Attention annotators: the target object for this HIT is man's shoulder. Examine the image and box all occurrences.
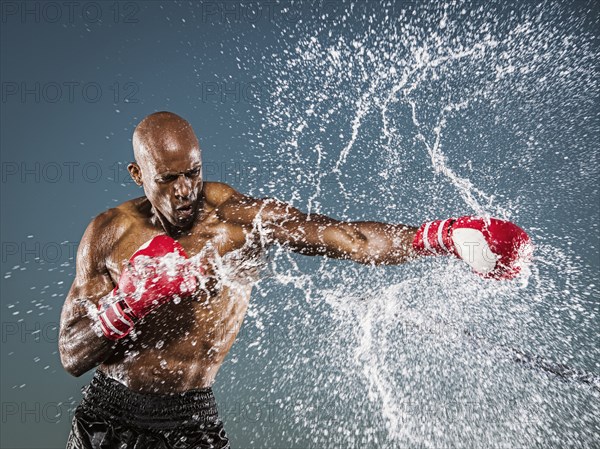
[98,197,144,221]
[203,182,264,224]
[204,182,252,207]
[85,198,146,239]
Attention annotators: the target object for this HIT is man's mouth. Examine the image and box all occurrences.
[175,203,194,216]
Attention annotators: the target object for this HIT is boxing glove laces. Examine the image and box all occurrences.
[413,216,532,280]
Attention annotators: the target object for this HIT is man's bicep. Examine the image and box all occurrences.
[61,213,116,325]
[217,191,365,257]
[256,199,366,258]
[59,213,123,376]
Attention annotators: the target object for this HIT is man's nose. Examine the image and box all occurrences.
[174,174,192,199]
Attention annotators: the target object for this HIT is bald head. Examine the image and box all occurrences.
[132,111,200,170]
[128,112,204,230]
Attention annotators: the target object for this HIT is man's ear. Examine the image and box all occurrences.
[127,163,143,186]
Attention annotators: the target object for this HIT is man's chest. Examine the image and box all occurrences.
[105,215,252,284]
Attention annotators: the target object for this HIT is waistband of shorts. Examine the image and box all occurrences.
[80,369,220,429]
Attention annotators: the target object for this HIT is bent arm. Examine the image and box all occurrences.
[219,191,419,265]
[58,212,119,377]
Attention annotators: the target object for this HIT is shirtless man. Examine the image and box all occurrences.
[59,111,530,448]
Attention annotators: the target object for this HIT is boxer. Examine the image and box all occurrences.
[59,111,531,448]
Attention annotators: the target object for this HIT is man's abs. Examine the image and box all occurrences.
[99,283,252,393]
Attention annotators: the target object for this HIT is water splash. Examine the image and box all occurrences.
[237,0,599,447]
[1,1,597,447]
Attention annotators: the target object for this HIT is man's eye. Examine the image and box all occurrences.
[158,175,177,183]
[186,168,201,178]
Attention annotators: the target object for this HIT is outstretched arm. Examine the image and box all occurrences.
[217,191,419,265]
[216,186,531,279]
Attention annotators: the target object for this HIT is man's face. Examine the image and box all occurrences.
[136,145,203,230]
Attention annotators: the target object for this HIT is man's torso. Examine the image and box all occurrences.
[98,182,263,392]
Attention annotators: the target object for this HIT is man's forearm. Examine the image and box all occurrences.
[342,221,419,265]
[59,308,116,377]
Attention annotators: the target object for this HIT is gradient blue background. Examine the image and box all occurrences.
[1,1,598,448]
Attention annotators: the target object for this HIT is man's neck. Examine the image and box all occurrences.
[149,198,206,238]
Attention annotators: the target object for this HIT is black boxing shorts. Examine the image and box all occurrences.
[66,369,230,449]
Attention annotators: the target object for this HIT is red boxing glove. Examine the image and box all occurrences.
[98,235,202,340]
[413,216,532,280]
